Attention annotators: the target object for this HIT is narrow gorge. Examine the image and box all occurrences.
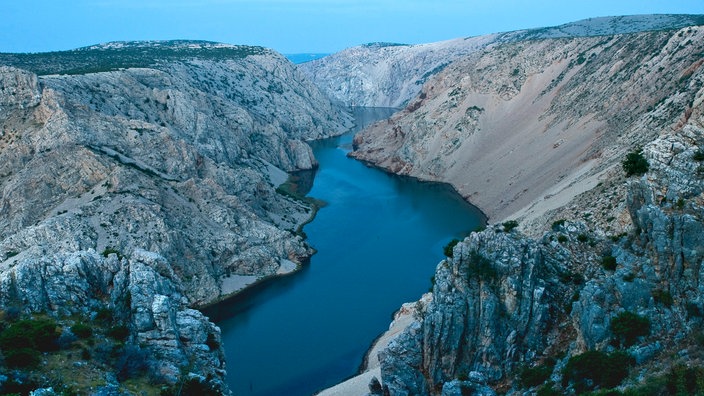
[0,41,351,394]
[0,13,703,396]
[308,14,704,396]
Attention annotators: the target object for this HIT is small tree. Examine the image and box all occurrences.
[610,311,650,347]
[502,220,519,232]
[601,255,617,271]
[562,350,633,394]
[622,148,649,177]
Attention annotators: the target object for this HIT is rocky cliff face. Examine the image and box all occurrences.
[0,42,351,393]
[368,21,704,396]
[301,14,704,108]
[380,123,704,394]
[351,26,704,224]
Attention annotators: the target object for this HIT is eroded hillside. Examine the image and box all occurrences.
[351,26,704,226]
[339,18,704,396]
[301,14,704,109]
[0,42,351,394]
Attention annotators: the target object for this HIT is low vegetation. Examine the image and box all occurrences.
[0,309,169,395]
[622,148,649,177]
[562,350,634,394]
[0,41,267,75]
[610,311,650,347]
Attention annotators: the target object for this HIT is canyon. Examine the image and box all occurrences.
[309,15,704,396]
[0,13,703,396]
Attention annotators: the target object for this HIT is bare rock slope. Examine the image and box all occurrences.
[351,25,704,224]
[338,17,704,396]
[301,14,704,108]
[0,41,351,393]
[379,93,704,395]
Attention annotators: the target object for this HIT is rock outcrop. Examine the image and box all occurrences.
[380,119,704,393]
[301,14,704,108]
[351,25,704,224]
[0,42,351,393]
[371,20,704,395]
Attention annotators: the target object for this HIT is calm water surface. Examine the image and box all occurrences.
[205,108,485,396]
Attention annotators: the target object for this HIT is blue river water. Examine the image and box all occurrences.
[204,108,485,396]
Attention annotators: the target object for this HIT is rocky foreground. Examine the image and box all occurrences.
[0,41,351,394]
[313,16,704,396]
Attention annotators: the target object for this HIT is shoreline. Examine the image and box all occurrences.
[349,154,490,226]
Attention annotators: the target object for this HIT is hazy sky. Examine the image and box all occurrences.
[3,1,704,54]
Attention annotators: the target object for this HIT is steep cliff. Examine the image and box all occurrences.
[363,21,704,396]
[301,14,704,108]
[379,122,704,394]
[0,42,351,393]
[351,25,704,224]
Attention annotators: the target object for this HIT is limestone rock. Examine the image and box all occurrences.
[376,23,704,393]
[0,42,352,392]
[301,15,702,108]
[350,26,704,224]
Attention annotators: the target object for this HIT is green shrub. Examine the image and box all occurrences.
[107,325,129,341]
[551,219,566,231]
[503,220,519,232]
[665,365,704,395]
[536,382,561,396]
[0,319,59,368]
[616,364,704,395]
[693,149,704,161]
[4,347,41,368]
[577,233,589,243]
[652,289,673,307]
[557,234,568,243]
[622,148,649,177]
[101,247,122,259]
[71,323,93,339]
[95,307,114,324]
[0,318,60,353]
[443,239,460,258]
[161,377,221,396]
[467,252,498,282]
[622,272,636,282]
[562,350,633,394]
[558,270,584,285]
[610,312,650,347]
[520,360,556,388]
[686,302,703,318]
[601,255,617,271]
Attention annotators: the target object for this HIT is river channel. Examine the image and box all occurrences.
[205,108,485,395]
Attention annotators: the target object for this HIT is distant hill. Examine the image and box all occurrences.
[0,40,269,75]
[300,14,704,107]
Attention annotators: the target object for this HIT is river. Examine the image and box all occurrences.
[204,108,485,396]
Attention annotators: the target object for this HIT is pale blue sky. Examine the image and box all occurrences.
[3,1,704,54]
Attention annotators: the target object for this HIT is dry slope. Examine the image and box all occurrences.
[0,41,351,394]
[351,26,704,224]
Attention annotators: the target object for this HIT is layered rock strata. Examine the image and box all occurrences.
[0,42,351,392]
[367,23,704,395]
